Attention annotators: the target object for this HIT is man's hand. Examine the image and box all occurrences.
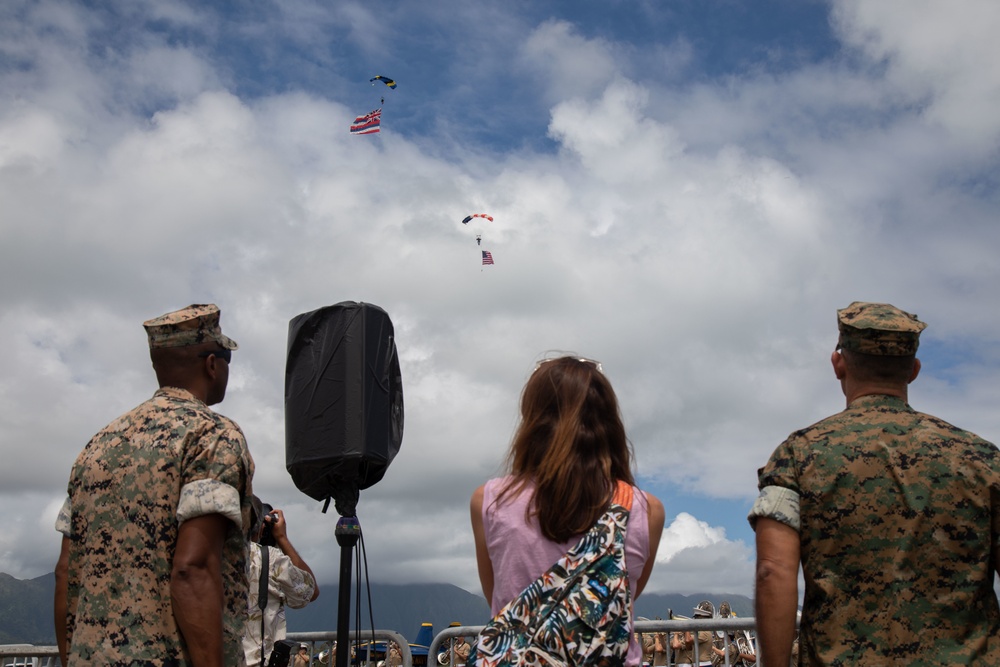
[266,509,288,541]
[268,508,320,602]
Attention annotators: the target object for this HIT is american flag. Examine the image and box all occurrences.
[350,108,381,135]
[482,250,495,265]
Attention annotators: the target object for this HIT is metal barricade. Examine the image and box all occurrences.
[429,618,761,667]
[287,630,413,667]
[0,645,60,667]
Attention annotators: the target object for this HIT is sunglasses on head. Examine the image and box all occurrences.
[534,357,603,373]
[198,348,232,363]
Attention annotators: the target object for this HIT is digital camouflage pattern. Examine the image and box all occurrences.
[836,301,926,356]
[143,303,239,350]
[60,386,254,666]
[470,483,634,667]
[752,394,1000,666]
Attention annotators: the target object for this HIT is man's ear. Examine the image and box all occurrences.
[909,358,921,384]
[831,350,846,380]
[202,352,219,380]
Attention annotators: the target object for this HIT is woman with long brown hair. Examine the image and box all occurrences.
[470,356,664,667]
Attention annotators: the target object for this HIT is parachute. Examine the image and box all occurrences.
[354,75,395,134]
[370,75,397,89]
[462,214,493,246]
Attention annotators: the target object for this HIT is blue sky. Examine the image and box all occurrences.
[1,0,999,601]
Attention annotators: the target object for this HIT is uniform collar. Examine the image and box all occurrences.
[154,385,204,405]
[847,393,911,411]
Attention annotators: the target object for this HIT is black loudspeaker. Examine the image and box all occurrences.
[285,302,403,515]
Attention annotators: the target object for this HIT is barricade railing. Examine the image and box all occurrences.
[429,618,762,667]
[4,618,764,667]
[287,629,412,667]
[0,631,412,667]
[0,645,60,666]
[635,618,760,667]
[428,625,480,667]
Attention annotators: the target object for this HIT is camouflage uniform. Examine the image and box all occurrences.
[55,304,254,666]
[749,302,1000,665]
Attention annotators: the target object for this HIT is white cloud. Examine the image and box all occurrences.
[649,513,754,596]
[0,2,997,607]
[520,21,620,104]
[832,0,1000,148]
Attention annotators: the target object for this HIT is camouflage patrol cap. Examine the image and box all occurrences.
[143,304,238,350]
[837,301,926,356]
[693,600,715,617]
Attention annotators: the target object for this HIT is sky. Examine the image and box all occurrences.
[1,0,999,604]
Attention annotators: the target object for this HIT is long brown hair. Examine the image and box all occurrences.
[497,356,634,542]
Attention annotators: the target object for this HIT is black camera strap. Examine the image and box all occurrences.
[258,543,270,662]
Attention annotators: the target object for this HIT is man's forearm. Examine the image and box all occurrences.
[755,574,797,667]
[54,537,71,667]
[276,535,319,600]
[172,514,228,667]
[755,518,800,667]
[171,560,224,667]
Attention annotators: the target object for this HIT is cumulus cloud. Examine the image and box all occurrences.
[1,1,998,603]
[832,0,1000,149]
[650,513,754,596]
[520,21,621,104]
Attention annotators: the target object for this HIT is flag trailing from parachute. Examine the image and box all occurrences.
[482,250,495,266]
[350,108,382,135]
[351,75,395,135]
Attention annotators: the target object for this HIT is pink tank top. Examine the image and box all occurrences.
[481,476,652,667]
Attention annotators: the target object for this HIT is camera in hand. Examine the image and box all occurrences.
[267,639,298,667]
[260,512,278,548]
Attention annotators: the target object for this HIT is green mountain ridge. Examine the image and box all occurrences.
[0,572,56,645]
[0,572,753,646]
[286,584,755,642]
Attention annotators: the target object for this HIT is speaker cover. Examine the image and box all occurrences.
[285,302,403,513]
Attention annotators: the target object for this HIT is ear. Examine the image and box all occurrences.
[909,358,921,384]
[202,352,219,380]
[831,350,846,380]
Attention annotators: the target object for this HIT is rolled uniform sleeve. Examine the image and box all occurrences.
[748,436,802,532]
[177,420,252,531]
[177,479,243,527]
[748,486,801,531]
[54,496,72,537]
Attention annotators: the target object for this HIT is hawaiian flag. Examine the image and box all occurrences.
[482,250,495,265]
[350,108,382,135]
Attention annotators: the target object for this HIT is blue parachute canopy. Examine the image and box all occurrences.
[370,75,397,89]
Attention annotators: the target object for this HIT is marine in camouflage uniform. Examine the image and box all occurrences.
[54,304,254,666]
[749,302,1000,666]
